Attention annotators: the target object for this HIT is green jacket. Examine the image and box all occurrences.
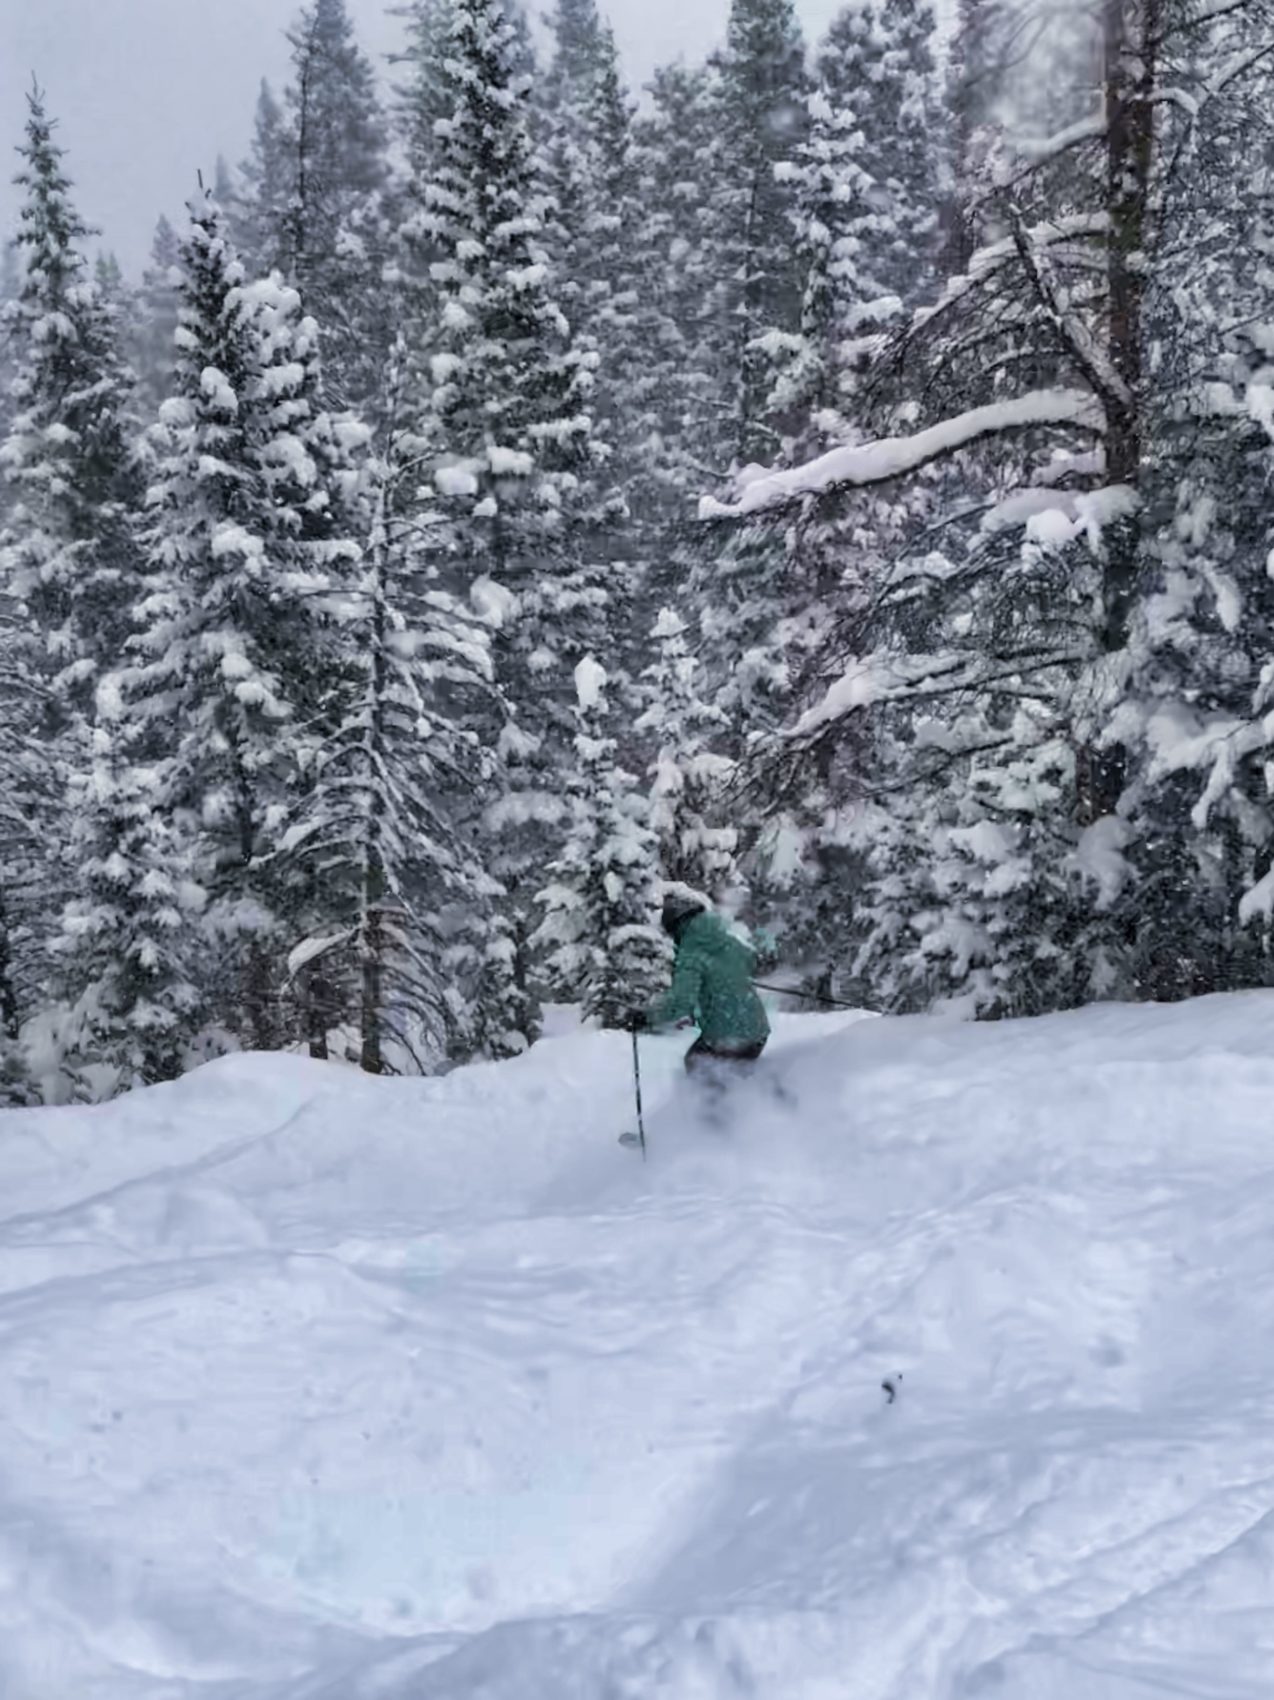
[647,913,771,1047]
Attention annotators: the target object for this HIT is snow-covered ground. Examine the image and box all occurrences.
[4,996,1274,1699]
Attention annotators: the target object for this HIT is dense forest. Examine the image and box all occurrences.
[2,0,1274,1102]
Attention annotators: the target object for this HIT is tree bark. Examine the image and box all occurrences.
[1078,0,1158,825]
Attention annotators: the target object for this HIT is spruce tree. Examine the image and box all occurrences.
[942,0,1012,270]
[134,192,361,1051]
[237,81,291,268]
[630,62,724,514]
[719,0,1274,1017]
[536,659,667,1026]
[0,241,20,539]
[412,0,613,843]
[0,651,50,1102]
[816,0,942,309]
[1,88,145,718]
[236,3,391,405]
[135,215,182,409]
[392,0,457,311]
[56,680,205,1096]
[708,0,810,467]
[538,0,608,334]
[286,344,496,1074]
[639,609,739,900]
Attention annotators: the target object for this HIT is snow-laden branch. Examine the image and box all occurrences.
[1009,209,1133,416]
[785,643,1089,744]
[1152,0,1256,43]
[700,390,1106,519]
[901,216,1108,350]
[996,110,1108,176]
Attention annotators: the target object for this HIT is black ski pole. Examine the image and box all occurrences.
[632,1028,647,1161]
[752,980,860,1012]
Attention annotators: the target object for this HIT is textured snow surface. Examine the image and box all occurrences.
[4,996,1274,1698]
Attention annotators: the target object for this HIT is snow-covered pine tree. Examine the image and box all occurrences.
[716,0,1274,1018]
[236,81,291,267]
[770,53,900,451]
[0,645,50,1103]
[0,240,19,543]
[537,0,609,325]
[638,608,739,900]
[816,0,942,310]
[1114,4,1274,999]
[543,0,606,107]
[284,342,499,1073]
[392,0,458,309]
[393,0,455,181]
[942,0,1013,271]
[135,215,182,409]
[135,190,361,1053]
[629,62,724,525]
[55,676,205,1097]
[1,87,146,720]
[536,658,667,1027]
[694,26,902,756]
[707,0,811,469]
[575,28,648,498]
[707,46,923,980]
[411,0,613,893]
[235,2,391,406]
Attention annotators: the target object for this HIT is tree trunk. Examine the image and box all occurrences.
[1078,0,1158,824]
[359,891,385,1076]
[359,571,390,1077]
[0,888,19,1041]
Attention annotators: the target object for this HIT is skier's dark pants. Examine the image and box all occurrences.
[684,1036,767,1074]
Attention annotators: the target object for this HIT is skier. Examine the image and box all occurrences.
[631,891,770,1079]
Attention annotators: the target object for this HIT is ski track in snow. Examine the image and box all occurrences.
[3,998,1274,1697]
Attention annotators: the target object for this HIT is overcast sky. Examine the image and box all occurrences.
[0,0,869,278]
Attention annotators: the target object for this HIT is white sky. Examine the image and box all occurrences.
[0,0,868,277]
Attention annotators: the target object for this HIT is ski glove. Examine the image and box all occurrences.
[626,1010,649,1033]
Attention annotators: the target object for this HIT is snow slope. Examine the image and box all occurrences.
[4,996,1274,1699]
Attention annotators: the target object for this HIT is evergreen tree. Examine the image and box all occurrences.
[538,0,608,331]
[0,637,51,1102]
[536,659,667,1026]
[639,609,739,899]
[630,62,724,508]
[55,678,205,1095]
[719,0,1274,1017]
[392,0,457,308]
[393,0,455,183]
[1,88,145,718]
[572,27,643,457]
[708,0,810,467]
[135,215,182,409]
[816,0,941,309]
[0,239,20,530]
[134,192,361,1051]
[942,0,1011,270]
[237,81,291,268]
[412,0,613,839]
[286,344,497,1074]
[544,0,606,106]
[236,3,391,405]
[692,50,897,751]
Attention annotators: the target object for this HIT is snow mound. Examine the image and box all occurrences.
[4,996,1274,1698]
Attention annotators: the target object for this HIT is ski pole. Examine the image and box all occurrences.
[632,1028,647,1161]
[752,980,860,1012]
